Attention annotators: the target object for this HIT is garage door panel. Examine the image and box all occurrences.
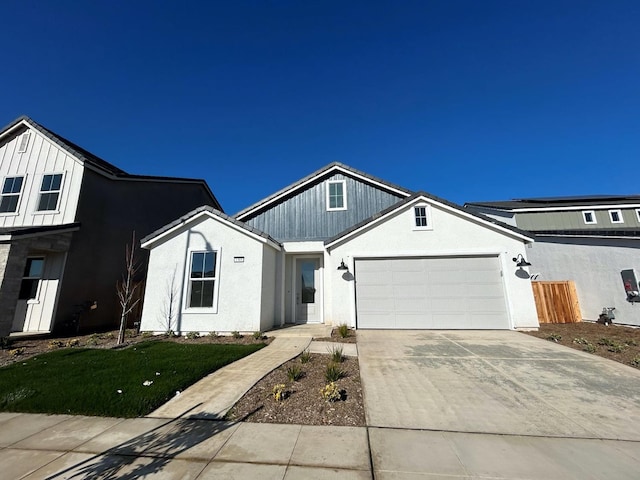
[356,256,509,329]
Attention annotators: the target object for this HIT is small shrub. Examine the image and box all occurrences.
[231,331,242,339]
[9,347,25,357]
[546,333,562,343]
[583,343,596,353]
[253,331,263,340]
[102,332,116,340]
[320,382,342,402]
[328,345,344,363]
[272,383,289,402]
[630,356,640,368]
[598,338,616,347]
[286,364,304,382]
[66,339,80,348]
[208,331,219,339]
[626,339,638,347]
[325,362,345,382]
[608,343,627,353]
[48,340,64,349]
[0,336,13,350]
[86,334,100,346]
[141,331,154,338]
[125,328,138,338]
[300,349,312,364]
[186,331,200,340]
[337,324,350,338]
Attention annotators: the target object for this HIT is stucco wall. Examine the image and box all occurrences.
[528,238,640,326]
[327,201,539,329]
[140,215,275,334]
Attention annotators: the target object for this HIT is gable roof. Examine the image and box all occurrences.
[141,205,281,250]
[325,191,534,248]
[234,162,412,220]
[0,115,222,210]
[466,195,640,211]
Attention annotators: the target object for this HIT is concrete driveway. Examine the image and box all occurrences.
[357,330,640,440]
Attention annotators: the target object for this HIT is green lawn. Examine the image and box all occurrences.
[0,341,265,417]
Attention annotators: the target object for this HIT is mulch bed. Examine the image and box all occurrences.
[226,352,365,426]
[524,322,640,368]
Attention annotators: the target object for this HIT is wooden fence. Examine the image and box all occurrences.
[531,281,582,324]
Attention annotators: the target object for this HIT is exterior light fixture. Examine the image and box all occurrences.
[337,259,349,271]
[512,254,531,267]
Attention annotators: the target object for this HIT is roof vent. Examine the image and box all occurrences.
[17,132,30,153]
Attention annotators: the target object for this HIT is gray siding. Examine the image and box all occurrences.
[244,173,405,241]
[516,209,640,231]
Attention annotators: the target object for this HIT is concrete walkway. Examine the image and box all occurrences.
[149,336,312,419]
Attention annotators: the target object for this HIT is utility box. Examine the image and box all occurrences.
[621,269,640,303]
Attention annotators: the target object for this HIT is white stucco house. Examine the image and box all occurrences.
[139,163,539,333]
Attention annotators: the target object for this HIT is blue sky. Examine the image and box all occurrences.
[2,1,639,214]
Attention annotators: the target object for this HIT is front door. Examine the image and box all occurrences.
[295,258,321,323]
[12,256,45,332]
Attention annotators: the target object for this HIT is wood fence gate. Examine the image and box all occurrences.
[531,281,582,324]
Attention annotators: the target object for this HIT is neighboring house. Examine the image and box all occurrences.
[465,196,640,327]
[0,116,221,337]
[140,163,539,333]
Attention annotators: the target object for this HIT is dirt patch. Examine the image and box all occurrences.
[524,322,640,368]
[226,352,365,426]
[0,330,271,368]
[314,327,357,344]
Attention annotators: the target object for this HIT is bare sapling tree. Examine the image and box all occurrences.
[159,267,179,335]
[116,231,141,345]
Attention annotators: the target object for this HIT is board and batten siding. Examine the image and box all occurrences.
[244,173,405,241]
[516,209,640,231]
[0,128,84,228]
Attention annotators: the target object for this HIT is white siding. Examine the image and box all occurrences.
[140,215,277,334]
[0,128,84,227]
[327,200,539,330]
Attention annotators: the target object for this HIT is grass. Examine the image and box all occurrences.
[0,340,264,418]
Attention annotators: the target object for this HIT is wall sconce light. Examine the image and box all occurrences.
[513,254,531,267]
[337,259,349,271]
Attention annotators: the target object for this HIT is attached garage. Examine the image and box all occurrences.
[355,256,510,329]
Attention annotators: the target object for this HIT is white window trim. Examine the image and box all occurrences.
[183,248,221,313]
[0,174,26,216]
[326,180,347,211]
[34,172,65,214]
[582,210,597,225]
[609,209,624,224]
[412,203,433,231]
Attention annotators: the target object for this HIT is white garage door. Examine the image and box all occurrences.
[355,256,509,329]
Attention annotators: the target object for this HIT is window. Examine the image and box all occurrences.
[37,174,63,211]
[326,180,347,211]
[582,210,597,225]
[19,257,44,300]
[413,204,431,229]
[609,209,624,224]
[0,176,24,213]
[636,209,640,223]
[188,251,217,308]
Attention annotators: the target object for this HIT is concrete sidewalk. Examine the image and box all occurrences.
[2,413,640,479]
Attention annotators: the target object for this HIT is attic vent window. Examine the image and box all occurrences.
[326,180,347,211]
[609,209,624,224]
[412,204,432,230]
[582,210,597,225]
[17,132,30,153]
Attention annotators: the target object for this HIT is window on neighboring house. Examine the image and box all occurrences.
[609,209,624,224]
[188,251,217,308]
[413,204,431,229]
[635,209,640,223]
[19,257,44,300]
[326,180,347,211]
[37,174,63,211]
[582,210,597,225]
[0,176,24,213]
